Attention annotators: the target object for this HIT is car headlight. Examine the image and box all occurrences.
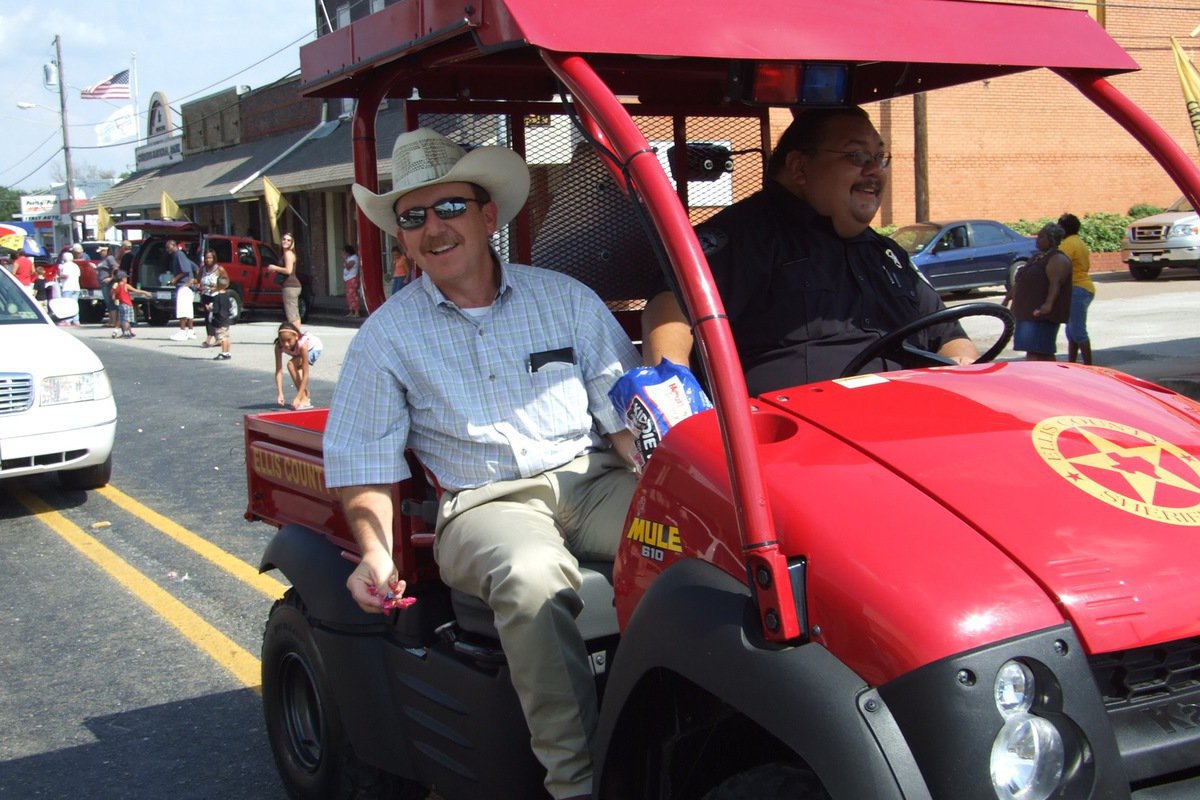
[990,715,1065,800]
[994,660,1034,717]
[1170,221,1200,237]
[990,660,1065,800]
[40,370,112,405]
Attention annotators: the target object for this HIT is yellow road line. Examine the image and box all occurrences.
[11,485,261,690]
[96,484,288,600]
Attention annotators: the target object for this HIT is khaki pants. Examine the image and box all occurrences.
[434,451,636,799]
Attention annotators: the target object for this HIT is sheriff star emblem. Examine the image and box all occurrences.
[1032,416,1200,526]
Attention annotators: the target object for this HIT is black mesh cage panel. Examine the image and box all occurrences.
[417,110,765,310]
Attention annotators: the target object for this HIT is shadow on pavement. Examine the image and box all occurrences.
[0,689,286,800]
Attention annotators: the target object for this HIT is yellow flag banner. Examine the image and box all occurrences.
[96,204,112,238]
[263,176,289,244]
[1171,36,1200,153]
[161,191,187,221]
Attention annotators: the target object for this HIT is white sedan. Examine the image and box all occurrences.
[0,266,116,489]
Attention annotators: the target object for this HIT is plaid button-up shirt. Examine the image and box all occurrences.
[324,262,640,492]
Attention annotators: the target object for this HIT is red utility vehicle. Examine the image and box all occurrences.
[246,2,1200,799]
[114,220,311,325]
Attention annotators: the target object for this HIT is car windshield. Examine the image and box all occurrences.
[1167,196,1194,213]
[891,224,941,254]
[0,272,44,325]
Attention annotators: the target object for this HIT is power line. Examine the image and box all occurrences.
[0,129,62,180]
[6,147,66,190]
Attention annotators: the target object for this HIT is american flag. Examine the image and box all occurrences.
[81,69,131,100]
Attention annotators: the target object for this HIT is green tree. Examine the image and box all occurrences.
[0,186,21,221]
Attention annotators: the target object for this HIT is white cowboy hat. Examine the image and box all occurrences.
[352,128,530,234]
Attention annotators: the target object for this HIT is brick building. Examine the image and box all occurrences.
[853,2,1200,226]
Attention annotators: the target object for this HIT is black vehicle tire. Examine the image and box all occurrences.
[148,305,172,326]
[1129,264,1162,281]
[704,763,830,800]
[226,287,244,325]
[1007,259,1027,291]
[58,454,112,490]
[79,301,106,324]
[262,590,418,800]
[298,293,310,323]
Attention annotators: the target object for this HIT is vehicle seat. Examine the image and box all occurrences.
[450,561,618,641]
[952,227,967,248]
[530,142,662,311]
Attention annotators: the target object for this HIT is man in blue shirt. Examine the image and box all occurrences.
[324,128,640,800]
[166,239,197,341]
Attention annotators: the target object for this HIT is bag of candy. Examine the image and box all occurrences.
[608,358,712,468]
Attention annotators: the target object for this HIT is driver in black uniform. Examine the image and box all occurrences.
[643,106,977,395]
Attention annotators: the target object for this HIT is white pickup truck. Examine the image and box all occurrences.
[1121,196,1200,280]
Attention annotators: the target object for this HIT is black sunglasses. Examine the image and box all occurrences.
[395,197,482,230]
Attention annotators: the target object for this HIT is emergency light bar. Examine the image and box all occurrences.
[747,62,851,105]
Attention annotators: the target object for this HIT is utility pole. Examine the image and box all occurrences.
[913,92,930,221]
[53,34,77,243]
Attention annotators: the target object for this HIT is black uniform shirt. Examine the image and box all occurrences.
[694,182,965,395]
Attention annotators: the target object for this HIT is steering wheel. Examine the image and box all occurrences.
[839,302,1015,379]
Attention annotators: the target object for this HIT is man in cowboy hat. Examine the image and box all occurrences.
[324,128,640,800]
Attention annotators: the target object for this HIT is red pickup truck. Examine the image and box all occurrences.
[114,220,312,324]
[245,2,1200,799]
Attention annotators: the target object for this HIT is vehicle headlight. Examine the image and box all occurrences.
[40,370,112,405]
[990,660,1065,800]
[990,714,1065,800]
[1170,221,1200,236]
[994,660,1034,717]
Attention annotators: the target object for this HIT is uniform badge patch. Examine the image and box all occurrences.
[697,228,729,255]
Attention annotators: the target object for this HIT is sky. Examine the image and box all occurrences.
[0,1,317,194]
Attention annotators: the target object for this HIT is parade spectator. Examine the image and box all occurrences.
[95,245,118,328]
[1004,223,1072,361]
[166,240,198,341]
[274,321,322,410]
[198,248,229,347]
[1058,213,1095,365]
[342,244,362,317]
[210,276,235,360]
[13,252,35,289]
[111,271,150,339]
[266,233,303,326]
[56,250,81,326]
[390,244,411,295]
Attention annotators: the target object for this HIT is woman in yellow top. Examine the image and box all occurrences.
[1057,213,1095,365]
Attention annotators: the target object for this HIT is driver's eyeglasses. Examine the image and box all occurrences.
[818,149,892,169]
[395,197,482,230]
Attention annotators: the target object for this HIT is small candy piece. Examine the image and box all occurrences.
[366,585,416,610]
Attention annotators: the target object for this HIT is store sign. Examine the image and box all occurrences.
[21,195,58,220]
[136,135,183,170]
[136,91,184,170]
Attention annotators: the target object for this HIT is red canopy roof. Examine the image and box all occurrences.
[300,0,1137,103]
